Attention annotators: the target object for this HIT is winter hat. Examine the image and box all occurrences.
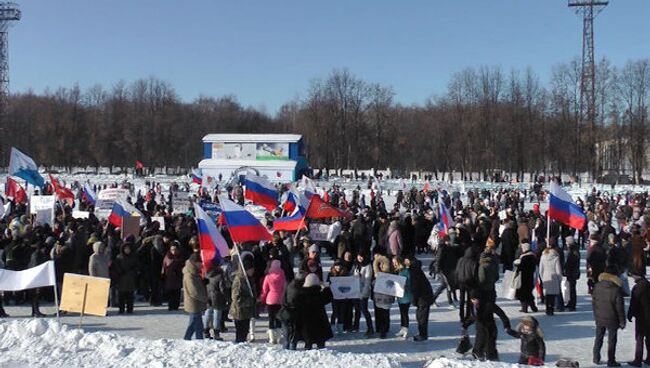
[242,255,255,271]
[565,236,575,246]
[308,244,319,254]
[303,273,320,288]
[270,260,281,271]
[607,233,616,244]
[521,243,531,253]
[45,236,56,247]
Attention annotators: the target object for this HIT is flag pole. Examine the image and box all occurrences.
[234,242,254,298]
[51,261,60,322]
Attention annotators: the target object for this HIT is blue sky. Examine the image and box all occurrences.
[8,1,650,114]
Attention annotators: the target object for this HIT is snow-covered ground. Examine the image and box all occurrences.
[0,251,637,368]
[0,319,401,368]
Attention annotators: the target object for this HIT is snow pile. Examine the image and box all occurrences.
[425,357,521,368]
[0,319,402,368]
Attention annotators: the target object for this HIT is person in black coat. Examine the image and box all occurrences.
[408,257,434,341]
[592,265,626,366]
[294,273,333,349]
[627,275,650,367]
[280,276,304,350]
[499,220,518,272]
[28,242,49,317]
[514,243,538,313]
[431,237,459,307]
[466,288,512,361]
[564,239,581,311]
[455,246,479,324]
[588,241,608,294]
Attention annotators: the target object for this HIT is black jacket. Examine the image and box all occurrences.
[592,272,626,329]
[628,277,650,332]
[410,259,434,307]
[455,247,479,290]
[205,268,228,309]
[564,248,581,281]
[507,317,546,364]
[295,286,333,344]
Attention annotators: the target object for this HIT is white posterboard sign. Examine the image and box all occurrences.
[374,272,407,298]
[172,191,191,214]
[72,210,90,219]
[97,188,129,202]
[308,223,331,242]
[34,208,53,226]
[151,216,165,231]
[30,195,56,215]
[330,276,361,300]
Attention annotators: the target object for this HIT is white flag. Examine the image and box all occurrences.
[0,261,56,291]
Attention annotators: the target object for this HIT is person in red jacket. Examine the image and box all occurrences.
[260,260,287,344]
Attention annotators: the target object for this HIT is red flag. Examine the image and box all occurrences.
[5,178,27,204]
[49,174,75,206]
[323,190,329,203]
[135,160,144,170]
[305,195,352,220]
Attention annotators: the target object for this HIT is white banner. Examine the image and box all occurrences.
[374,272,406,298]
[330,276,361,300]
[30,195,55,215]
[0,261,56,291]
[308,223,331,242]
[72,210,90,219]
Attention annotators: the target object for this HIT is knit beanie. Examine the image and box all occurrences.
[303,273,320,288]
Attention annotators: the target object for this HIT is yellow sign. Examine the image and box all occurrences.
[60,273,111,317]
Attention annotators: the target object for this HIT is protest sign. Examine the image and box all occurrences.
[374,272,407,298]
[60,273,111,321]
[330,276,361,300]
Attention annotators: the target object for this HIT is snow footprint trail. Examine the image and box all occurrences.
[0,319,403,368]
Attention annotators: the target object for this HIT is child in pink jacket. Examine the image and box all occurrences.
[261,260,287,344]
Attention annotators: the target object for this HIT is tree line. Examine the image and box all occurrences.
[2,58,649,182]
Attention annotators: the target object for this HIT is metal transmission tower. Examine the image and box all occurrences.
[0,2,19,163]
[568,0,607,180]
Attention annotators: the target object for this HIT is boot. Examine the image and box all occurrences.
[213,331,223,341]
[267,329,274,344]
[365,327,375,338]
[0,307,8,318]
[519,303,528,313]
[274,328,283,344]
[247,319,256,342]
[31,305,45,318]
[204,328,213,340]
[530,303,539,313]
[394,326,408,338]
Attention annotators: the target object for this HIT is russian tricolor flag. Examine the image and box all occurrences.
[244,175,278,211]
[193,203,229,271]
[108,200,132,228]
[548,180,587,230]
[83,184,97,205]
[218,195,273,243]
[438,201,454,238]
[281,189,298,213]
[191,169,203,185]
[274,192,311,231]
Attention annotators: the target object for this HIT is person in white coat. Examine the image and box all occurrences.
[353,251,374,336]
[539,244,562,316]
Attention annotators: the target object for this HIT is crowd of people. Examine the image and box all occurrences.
[1,177,650,367]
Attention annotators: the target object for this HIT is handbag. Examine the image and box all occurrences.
[512,267,522,289]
